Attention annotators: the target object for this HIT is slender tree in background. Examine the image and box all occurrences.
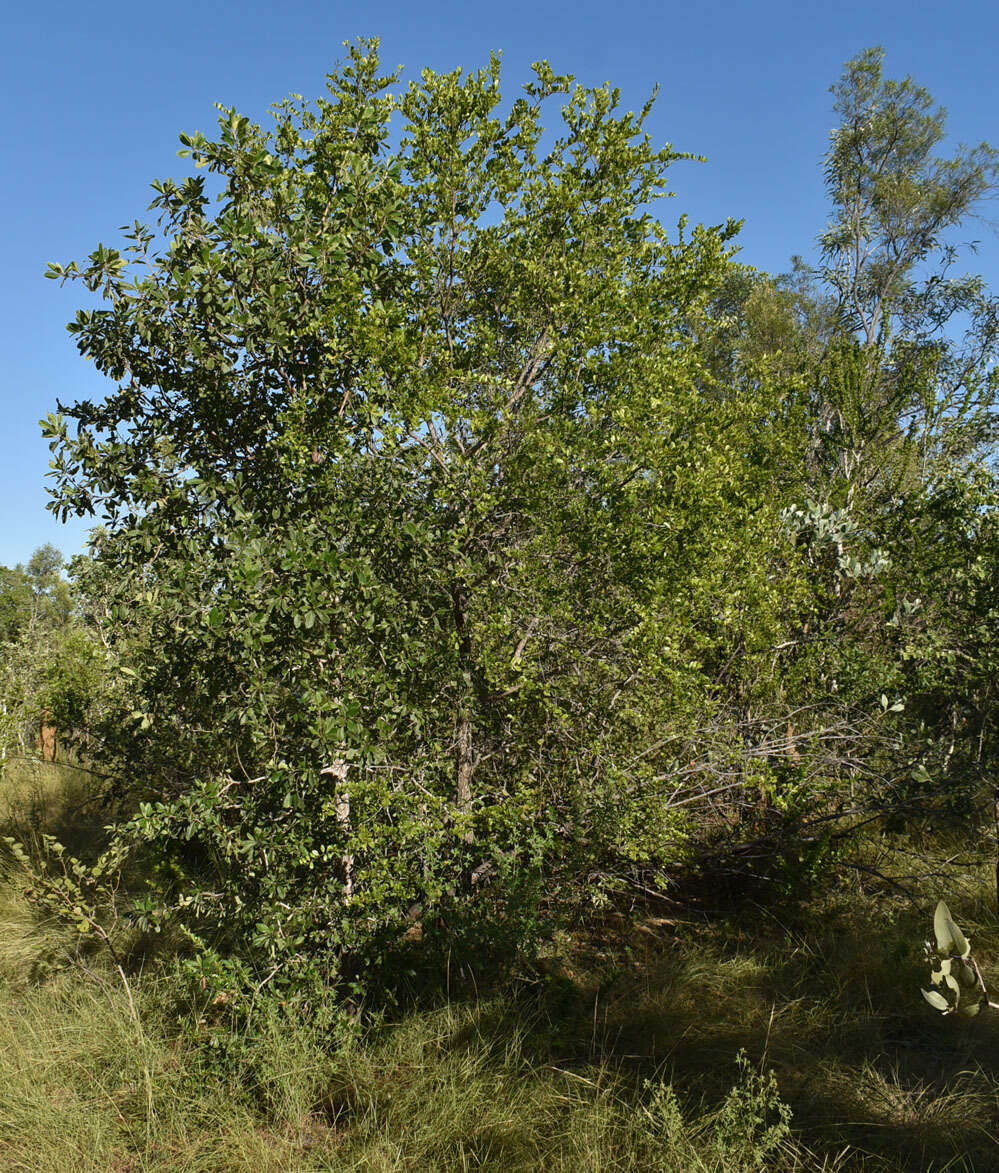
[818,47,999,497]
[690,48,999,876]
[759,49,999,832]
[818,50,999,816]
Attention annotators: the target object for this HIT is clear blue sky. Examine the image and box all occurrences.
[3,0,998,567]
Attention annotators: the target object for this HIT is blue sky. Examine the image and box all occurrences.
[2,0,998,567]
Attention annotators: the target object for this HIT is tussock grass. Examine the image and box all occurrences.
[1,761,998,1169]
[0,756,102,831]
[0,758,106,983]
[0,978,825,1172]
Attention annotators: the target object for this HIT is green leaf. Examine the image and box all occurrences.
[943,972,961,1006]
[921,988,950,1011]
[956,959,978,988]
[933,901,970,959]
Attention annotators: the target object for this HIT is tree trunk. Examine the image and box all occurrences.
[456,709,473,811]
[321,760,353,898]
[451,583,476,842]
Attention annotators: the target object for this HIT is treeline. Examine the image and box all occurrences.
[9,43,999,1009]
[0,544,108,764]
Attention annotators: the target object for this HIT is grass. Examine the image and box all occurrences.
[0,974,819,1171]
[1,759,998,1170]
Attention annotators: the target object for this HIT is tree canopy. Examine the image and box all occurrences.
[36,43,999,1005]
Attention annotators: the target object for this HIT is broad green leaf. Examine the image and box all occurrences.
[934,902,970,959]
[921,988,950,1011]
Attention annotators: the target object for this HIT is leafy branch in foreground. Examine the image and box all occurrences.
[921,901,993,1018]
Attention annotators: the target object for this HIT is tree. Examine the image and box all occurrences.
[812,52,999,810]
[757,50,999,847]
[0,545,71,642]
[823,49,998,343]
[44,42,798,999]
[817,47,999,499]
[687,51,999,880]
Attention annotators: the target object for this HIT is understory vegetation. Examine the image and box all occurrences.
[3,39,999,1169]
[3,760,999,1170]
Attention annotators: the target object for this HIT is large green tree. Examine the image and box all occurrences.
[44,43,799,997]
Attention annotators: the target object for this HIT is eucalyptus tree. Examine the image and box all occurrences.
[0,547,106,765]
[690,52,999,863]
[817,46,999,502]
[773,50,999,833]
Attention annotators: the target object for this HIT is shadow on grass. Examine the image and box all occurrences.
[431,889,999,1171]
[0,755,112,859]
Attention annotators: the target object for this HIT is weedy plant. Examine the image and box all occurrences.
[921,901,993,1018]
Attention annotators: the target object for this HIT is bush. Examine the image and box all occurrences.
[43,41,805,1003]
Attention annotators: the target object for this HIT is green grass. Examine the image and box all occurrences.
[0,974,821,1171]
[1,760,998,1170]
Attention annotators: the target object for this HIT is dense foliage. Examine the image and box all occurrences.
[32,43,999,1004]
